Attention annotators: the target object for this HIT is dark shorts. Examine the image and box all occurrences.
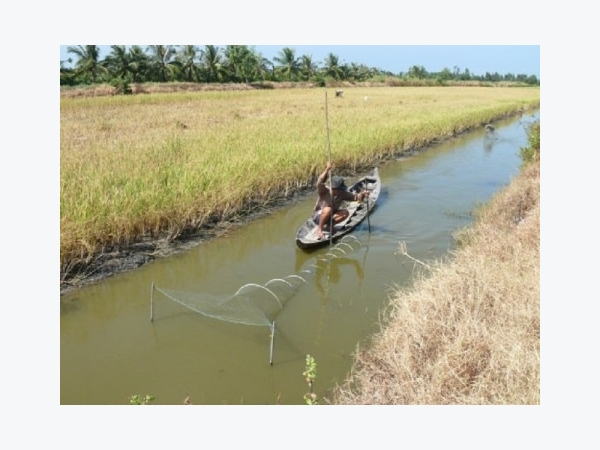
[312,211,321,224]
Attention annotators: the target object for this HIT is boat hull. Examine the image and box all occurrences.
[295,168,381,250]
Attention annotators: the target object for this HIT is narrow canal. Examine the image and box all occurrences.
[60,110,539,405]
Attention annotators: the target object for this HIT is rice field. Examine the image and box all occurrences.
[60,85,540,272]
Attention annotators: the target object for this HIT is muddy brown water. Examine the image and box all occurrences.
[60,111,539,405]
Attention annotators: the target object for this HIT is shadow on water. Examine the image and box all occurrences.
[60,110,539,405]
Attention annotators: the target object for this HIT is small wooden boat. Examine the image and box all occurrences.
[295,168,381,249]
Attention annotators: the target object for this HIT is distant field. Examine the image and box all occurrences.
[60,85,540,273]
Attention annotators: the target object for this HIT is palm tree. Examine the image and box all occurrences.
[273,47,301,81]
[104,45,132,79]
[200,45,226,82]
[66,45,107,83]
[299,55,318,81]
[146,45,177,82]
[60,58,75,86]
[247,50,273,82]
[176,45,201,82]
[339,64,352,81]
[348,63,373,81]
[323,53,343,81]
[223,45,256,82]
[127,45,150,82]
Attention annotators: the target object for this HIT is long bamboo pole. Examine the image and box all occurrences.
[325,92,333,246]
[150,281,154,322]
[269,321,275,365]
[366,192,371,233]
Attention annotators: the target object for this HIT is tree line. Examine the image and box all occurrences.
[60,45,540,91]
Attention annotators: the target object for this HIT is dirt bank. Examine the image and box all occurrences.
[60,189,313,295]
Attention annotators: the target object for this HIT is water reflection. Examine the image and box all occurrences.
[483,130,497,152]
[314,256,365,295]
[293,235,367,301]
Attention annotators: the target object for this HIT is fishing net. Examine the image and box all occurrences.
[152,235,364,326]
[150,235,366,363]
[153,275,306,327]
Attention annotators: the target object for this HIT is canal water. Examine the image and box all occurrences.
[60,110,539,405]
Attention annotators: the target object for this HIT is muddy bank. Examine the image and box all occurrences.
[59,190,313,295]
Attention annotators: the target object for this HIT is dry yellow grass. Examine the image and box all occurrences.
[331,158,540,404]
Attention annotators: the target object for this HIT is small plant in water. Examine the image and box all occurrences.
[303,354,318,405]
[129,394,155,405]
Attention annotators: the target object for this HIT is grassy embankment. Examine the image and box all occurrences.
[60,86,540,281]
[332,122,540,405]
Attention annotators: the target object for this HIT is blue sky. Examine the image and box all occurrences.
[60,45,540,78]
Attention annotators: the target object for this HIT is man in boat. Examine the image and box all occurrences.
[313,161,368,240]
